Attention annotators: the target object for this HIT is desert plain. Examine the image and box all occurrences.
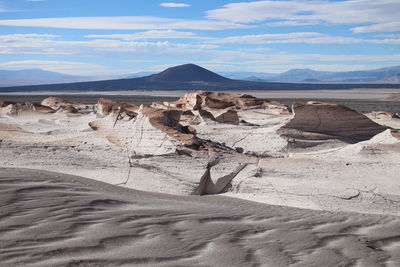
[1,89,400,266]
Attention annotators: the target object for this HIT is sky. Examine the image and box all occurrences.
[0,0,399,76]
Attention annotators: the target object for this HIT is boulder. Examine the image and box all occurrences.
[279,101,388,143]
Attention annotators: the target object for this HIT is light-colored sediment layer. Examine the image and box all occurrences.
[1,168,400,267]
[1,92,399,216]
[1,109,399,215]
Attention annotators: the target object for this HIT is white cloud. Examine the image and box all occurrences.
[211,32,367,44]
[210,32,400,45]
[266,20,319,27]
[206,0,400,32]
[85,30,202,40]
[160,2,190,8]
[0,33,218,57]
[0,16,248,30]
[352,22,400,33]
[1,33,398,64]
[1,33,399,74]
[0,33,58,38]
[374,34,400,38]
[369,38,400,45]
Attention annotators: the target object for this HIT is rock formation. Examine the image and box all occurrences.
[371,111,400,119]
[191,157,248,195]
[1,101,54,115]
[55,105,79,114]
[215,110,240,125]
[41,97,91,112]
[153,90,289,128]
[0,101,16,108]
[89,106,203,155]
[18,102,55,113]
[153,91,289,114]
[97,98,139,117]
[0,104,17,116]
[279,101,388,143]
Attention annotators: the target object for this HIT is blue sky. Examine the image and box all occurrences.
[0,0,399,76]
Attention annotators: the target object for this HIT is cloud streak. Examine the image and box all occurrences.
[0,16,249,30]
[210,32,400,45]
[0,34,218,57]
[85,30,203,40]
[160,2,190,8]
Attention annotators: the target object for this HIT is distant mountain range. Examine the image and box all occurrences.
[1,64,400,92]
[0,69,89,87]
[222,66,400,83]
[1,65,400,88]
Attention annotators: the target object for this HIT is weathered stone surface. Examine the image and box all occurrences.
[0,104,18,116]
[191,157,248,195]
[1,101,54,115]
[89,106,203,155]
[141,106,201,148]
[18,102,55,113]
[55,105,79,114]
[371,111,399,119]
[97,98,139,117]
[215,110,240,125]
[0,101,16,108]
[153,90,289,114]
[41,97,90,112]
[279,101,388,143]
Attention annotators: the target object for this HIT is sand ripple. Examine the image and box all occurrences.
[0,168,399,266]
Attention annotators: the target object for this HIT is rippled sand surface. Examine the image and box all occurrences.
[1,168,400,267]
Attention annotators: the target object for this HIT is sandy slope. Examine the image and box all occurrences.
[1,168,400,267]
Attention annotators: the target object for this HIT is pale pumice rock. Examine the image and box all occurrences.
[89,106,203,155]
[152,90,290,115]
[96,98,139,117]
[279,101,388,143]
[41,97,92,113]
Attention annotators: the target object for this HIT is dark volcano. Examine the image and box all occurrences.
[145,64,230,82]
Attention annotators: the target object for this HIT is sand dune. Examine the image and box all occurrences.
[1,168,400,267]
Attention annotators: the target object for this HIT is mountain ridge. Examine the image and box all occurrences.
[234,66,400,83]
[2,64,400,87]
[1,63,400,92]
